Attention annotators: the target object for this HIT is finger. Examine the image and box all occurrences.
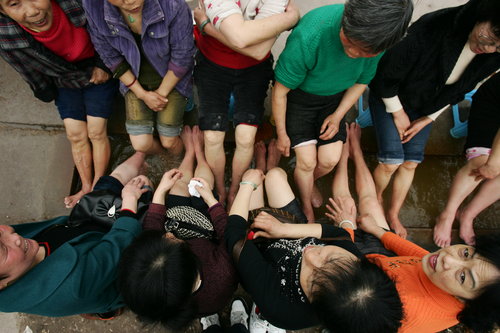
[285,145,290,157]
[325,212,334,220]
[325,204,334,214]
[330,199,341,213]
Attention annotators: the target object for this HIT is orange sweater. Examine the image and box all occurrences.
[367,233,464,333]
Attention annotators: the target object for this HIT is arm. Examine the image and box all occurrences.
[472,129,500,180]
[272,81,292,157]
[401,105,448,143]
[121,176,149,213]
[119,69,168,111]
[319,84,367,140]
[229,169,265,220]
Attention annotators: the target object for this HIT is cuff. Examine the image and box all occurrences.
[382,96,403,113]
[427,105,448,121]
[167,61,189,80]
[113,61,131,79]
[149,203,167,214]
[120,209,138,219]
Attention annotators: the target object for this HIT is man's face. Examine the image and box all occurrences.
[0,0,53,32]
[339,29,380,58]
[0,225,41,289]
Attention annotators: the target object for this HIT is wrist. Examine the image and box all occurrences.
[240,181,258,191]
[199,18,210,35]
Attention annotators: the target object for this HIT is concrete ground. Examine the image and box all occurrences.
[0,0,495,332]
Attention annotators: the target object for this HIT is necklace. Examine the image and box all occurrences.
[127,14,136,23]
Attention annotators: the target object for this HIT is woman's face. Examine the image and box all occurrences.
[422,244,500,300]
[0,225,41,289]
[339,28,380,59]
[0,0,53,32]
[107,0,144,14]
[468,22,500,54]
[302,245,357,272]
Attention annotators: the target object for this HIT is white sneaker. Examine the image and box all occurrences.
[268,322,286,333]
[249,303,268,333]
[200,313,220,331]
[230,298,249,329]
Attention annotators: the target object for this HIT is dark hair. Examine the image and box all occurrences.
[311,258,403,333]
[458,233,500,333]
[475,0,500,38]
[342,0,413,53]
[117,230,200,331]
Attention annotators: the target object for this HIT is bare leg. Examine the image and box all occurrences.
[159,135,184,156]
[265,167,295,208]
[459,176,500,245]
[266,139,281,171]
[129,134,164,155]
[373,163,399,205]
[170,126,195,197]
[109,151,147,185]
[386,161,417,239]
[311,141,342,208]
[193,126,214,189]
[349,123,389,230]
[204,130,227,204]
[228,125,258,209]
[433,156,487,247]
[249,181,265,211]
[254,141,267,172]
[63,119,94,208]
[294,144,317,223]
[87,116,110,188]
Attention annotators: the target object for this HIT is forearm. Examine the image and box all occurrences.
[272,82,290,137]
[119,69,146,99]
[156,70,181,97]
[204,23,275,60]
[333,84,366,119]
[121,196,138,213]
[219,12,295,48]
[281,223,323,239]
[487,130,500,167]
[229,185,255,220]
[152,188,168,205]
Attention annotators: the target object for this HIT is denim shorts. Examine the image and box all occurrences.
[125,89,186,137]
[194,52,273,131]
[286,89,347,147]
[55,79,119,121]
[369,92,432,164]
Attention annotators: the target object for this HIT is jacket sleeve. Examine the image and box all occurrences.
[208,203,228,240]
[142,203,166,231]
[83,0,126,72]
[166,0,195,80]
[0,49,57,102]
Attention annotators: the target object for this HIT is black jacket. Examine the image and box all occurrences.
[369,0,500,116]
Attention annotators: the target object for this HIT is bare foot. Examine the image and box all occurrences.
[387,213,408,239]
[266,139,282,170]
[180,126,194,154]
[64,189,89,209]
[311,183,323,208]
[254,141,267,171]
[458,210,476,246]
[433,212,455,247]
[347,122,362,157]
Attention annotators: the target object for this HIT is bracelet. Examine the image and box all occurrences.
[338,220,355,229]
[240,181,258,191]
[125,77,137,88]
[199,19,210,35]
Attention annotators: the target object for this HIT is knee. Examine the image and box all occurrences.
[296,157,317,173]
[160,136,178,150]
[235,131,256,151]
[401,161,419,171]
[378,163,400,175]
[87,126,107,142]
[66,129,88,146]
[204,131,225,148]
[131,138,153,153]
[265,167,287,183]
[318,154,340,172]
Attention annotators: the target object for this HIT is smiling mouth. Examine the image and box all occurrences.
[31,16,47,27]
[429,254,438,271]
[23,239,28,253]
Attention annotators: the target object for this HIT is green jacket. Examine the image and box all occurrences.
[0,216,141,316]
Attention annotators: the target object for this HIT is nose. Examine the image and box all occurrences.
[25,3,41,17]
[441,253,461,270]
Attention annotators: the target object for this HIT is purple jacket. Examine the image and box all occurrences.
[83,0,195,97]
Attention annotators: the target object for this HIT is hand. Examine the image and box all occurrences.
[277,133,291,157]
[325,197,357,228]
[141,91,168,111]
[241,169,265,189]
[191,177,218,206]
[284,0,300,27]
[471,163,500,181]
[122,176,150,201]
[319,113,341,140]
[250,212,288,239]
[391,109,410,141]
[89,67,110,85]
[357,214,385,238]
[402,117,432,143]
[193,5,208,26]
[157,169,182,193]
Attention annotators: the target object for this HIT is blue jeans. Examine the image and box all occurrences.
[369,92,432,164]
[55,79,118,121]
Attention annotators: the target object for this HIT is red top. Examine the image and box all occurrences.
[21,0,94,63]
[367,232,464,333]
[194,26,268,69]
